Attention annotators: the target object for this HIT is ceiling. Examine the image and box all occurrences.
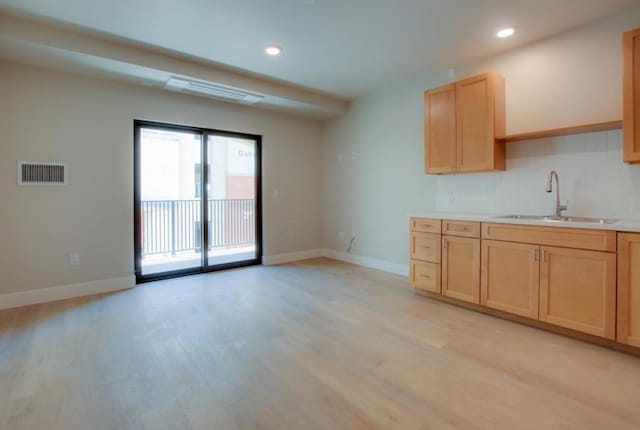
[0,0,635,99]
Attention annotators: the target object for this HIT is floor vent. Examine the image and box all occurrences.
[18,162,68,186]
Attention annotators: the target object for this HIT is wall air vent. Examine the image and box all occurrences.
[165,76,264,105]
[18,162,68,186]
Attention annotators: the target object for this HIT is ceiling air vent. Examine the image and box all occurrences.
[18,162,68,186]
[164,76,264,105]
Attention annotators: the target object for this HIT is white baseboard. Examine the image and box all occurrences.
[0,276,135,310]
[262,248,409,277]
[321,249,409,277]
[262,249,325,265]
[0,250,406,310]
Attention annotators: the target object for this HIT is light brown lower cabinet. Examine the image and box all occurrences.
[481,240,540,319]
[410,260,441,294]
[618,233,640,347]
[410,232,441,263]
[442,235,480,304]
[410,219,631,346]
[539,246,616,340]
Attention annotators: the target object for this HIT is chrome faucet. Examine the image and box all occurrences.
[546,170,567,217]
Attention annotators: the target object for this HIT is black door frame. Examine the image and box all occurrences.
[134,119,263,284]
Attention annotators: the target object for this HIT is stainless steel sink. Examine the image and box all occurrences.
[494,214,617,224]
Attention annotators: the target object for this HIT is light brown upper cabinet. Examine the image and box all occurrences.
[624,28,640,163]
[424,84,457,173]
[618,233,640,347]
[424,72,506,174]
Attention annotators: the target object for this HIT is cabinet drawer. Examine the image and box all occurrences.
[410,260,441,294]
[411,218,441,233]
[442,220,480,238]
[482,223,616,252]
[410,232,441,263]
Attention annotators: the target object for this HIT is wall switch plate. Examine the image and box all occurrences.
[70,254,80,266]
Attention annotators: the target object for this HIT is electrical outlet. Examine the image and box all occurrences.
[70,254,80,266]
[631,197,640,213]
[449,196,456,207]
[337,232,345,240]
[346,234,356,253]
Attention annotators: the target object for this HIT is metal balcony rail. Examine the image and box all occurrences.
[141,199,255,256]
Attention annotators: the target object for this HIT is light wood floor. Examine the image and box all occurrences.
[1,258,640,430]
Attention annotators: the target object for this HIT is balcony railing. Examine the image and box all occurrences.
[141,199,255,257]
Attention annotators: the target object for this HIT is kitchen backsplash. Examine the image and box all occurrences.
[435,129,640,220]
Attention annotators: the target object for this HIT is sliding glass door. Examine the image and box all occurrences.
[206,134,259,267]
[136,126,203,277]
[134,120,262,283]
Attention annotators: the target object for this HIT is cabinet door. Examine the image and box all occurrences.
[456,73,505,172]
[410,260,441,294]
[539,246,616,339]
[481,241,539,319]
[424,84,456,174]
[410,232,441,263]
[442,236,480,303]
[618,233,640,347]
[623,28,640,163]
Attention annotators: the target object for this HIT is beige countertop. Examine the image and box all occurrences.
[408,211,640,233]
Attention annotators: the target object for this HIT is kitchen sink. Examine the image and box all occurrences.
[494,214,617,224]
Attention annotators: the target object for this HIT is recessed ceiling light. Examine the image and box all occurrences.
[496,28,515,38]
[265,45,282,56]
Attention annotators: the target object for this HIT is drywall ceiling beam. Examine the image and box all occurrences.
[0,12,350,116]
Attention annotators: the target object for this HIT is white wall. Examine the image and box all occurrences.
[0,61,323,294]
[322,4,640,267]
[322,77,441,263]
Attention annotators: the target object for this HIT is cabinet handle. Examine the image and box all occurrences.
[442,237,447,249]
[419,274,432,279]
[531,248,536,261]
[541,250,547,263]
